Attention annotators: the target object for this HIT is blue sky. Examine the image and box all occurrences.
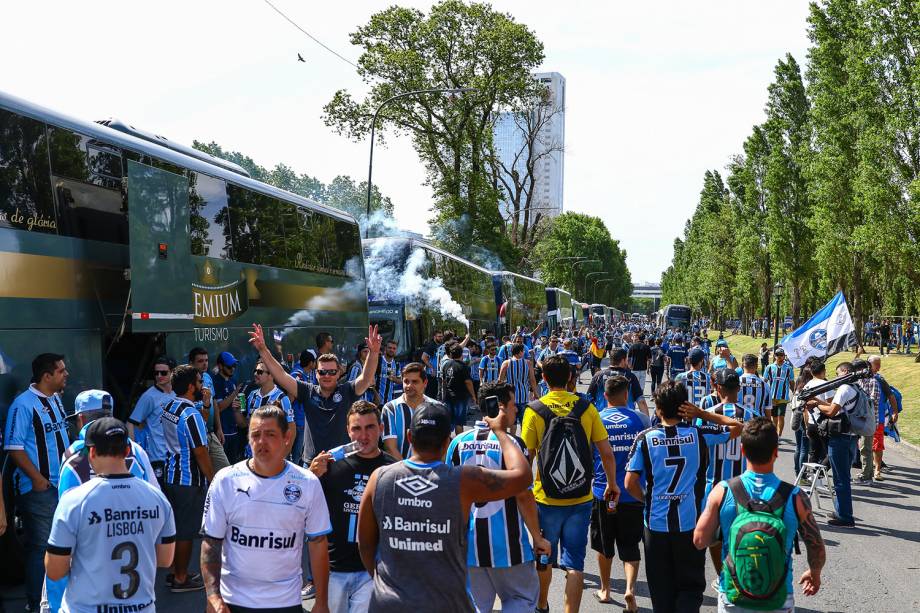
[1,1,811,283]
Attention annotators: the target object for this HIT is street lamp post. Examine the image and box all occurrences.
[552,257,585,293]
[365,87,476,238]
[594,278,613,303]
[719,298,726,332]
[773,281,785,349]
[584,271,606,300]
[572,259,600,298]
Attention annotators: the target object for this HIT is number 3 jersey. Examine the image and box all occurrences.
[47,474,176,613]
[201,461,331,609]
[626,424,730,532]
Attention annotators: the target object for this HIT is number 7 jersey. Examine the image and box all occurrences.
[626,424,730,532]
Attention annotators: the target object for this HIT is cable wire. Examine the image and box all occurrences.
[262,0,360,69]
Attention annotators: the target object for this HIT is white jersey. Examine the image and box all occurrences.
[201,460,332,609]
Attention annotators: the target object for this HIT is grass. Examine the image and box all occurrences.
[709,330,920,447]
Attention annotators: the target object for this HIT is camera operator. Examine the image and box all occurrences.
[805,362,859,528]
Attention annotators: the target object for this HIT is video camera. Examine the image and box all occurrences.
[794,368,872,411]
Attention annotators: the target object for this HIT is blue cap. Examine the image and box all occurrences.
[218,351,238,367]
[688,348,706,365]
[716,339,728,348]
[74,389,114,415]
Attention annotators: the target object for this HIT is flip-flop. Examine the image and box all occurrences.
[623,593,638,612]
[594,590,614,604]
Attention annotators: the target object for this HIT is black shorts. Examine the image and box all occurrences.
[162,482,206,540]
[773,400,788,417]
[590,498,644,562]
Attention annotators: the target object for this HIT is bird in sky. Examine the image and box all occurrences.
[297,53,305,62]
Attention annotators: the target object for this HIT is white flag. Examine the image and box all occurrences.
[780,291,856,368]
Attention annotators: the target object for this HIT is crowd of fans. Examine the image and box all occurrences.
[0,314,907,613]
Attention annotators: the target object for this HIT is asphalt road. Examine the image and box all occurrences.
[3,373,919,612]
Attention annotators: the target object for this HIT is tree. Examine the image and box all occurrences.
[192,141,395,226]
[322,0,544,267]
[533,212,631,306]
[488,83,565,268]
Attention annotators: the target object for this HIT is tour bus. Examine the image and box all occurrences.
[580,303,591,326]
[0,91,368,577]
[493,272,547,338]
[363,237,496,362]
[660,304,693,332]
[589,303,608,325]
[545,287,575,331]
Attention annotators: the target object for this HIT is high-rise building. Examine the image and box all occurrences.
[493,72,566,226]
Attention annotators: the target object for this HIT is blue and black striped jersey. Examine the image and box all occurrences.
[704,402,746,493]
[676,370,712,407]
[160,398,209,486]
[3,386,70,495]
[479,355,501,383]
[376,357,403,404]
[739,373,772,418]
[381,395,435,459]
[504,358,532,406]
[626,423,730,532]
[245,386,294,457]
[764,362,795,402]
[447,423,533,568]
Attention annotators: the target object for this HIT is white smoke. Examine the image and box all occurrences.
[278,256,367,334]
[365,238,470,329]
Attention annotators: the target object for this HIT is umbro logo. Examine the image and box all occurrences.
[607,411,631,424]
[395,475,438,497]
[88,511,102,525]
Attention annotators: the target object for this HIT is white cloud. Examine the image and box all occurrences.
[0,0,811,283]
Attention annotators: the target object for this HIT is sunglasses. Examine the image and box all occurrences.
[317,368,338,376]
[154,370,170,376]
[254,369,266,375]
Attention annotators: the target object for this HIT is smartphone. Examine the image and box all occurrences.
[273,330,283,343]
[483,395,500,419]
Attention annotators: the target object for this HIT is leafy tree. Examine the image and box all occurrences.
[534,212,631,306]
[322,0,544,267]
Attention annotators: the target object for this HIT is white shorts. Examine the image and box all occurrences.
[469,563,538,613]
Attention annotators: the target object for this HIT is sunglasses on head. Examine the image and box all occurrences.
[254,369,266,375]
[317,368,338,376]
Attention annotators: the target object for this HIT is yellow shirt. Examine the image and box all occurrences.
[521,390,608,506]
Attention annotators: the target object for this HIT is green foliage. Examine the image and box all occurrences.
[533,212,631,307]
[663,0,920,332]
[192,141,394,224]
[322,0,544,268]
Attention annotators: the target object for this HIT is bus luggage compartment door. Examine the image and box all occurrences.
[127,160,192,332]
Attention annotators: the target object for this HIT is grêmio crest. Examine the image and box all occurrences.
[192,260,249,324]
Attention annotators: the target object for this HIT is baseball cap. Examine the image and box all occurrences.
[688,348,706,365]
[716,339,728,348]
[714,368,740,389]
[84,416,128,450]
[410,402,451,440]
[218,351,238,367]
[774,347,786,356]
[74,389,114,415]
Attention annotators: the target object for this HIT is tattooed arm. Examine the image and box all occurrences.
[795,492,825,596]
[201,537,230,613]
[461,418,532,509]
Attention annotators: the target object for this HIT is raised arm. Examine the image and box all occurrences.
[461,420,532,506]
[248,323,299,398]
[354,325,382,396]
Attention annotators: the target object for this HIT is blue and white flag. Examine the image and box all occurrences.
[781,291,857,368]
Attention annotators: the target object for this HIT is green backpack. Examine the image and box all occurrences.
[721,478,794,611]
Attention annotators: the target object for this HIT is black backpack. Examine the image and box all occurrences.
[528,398,593,499]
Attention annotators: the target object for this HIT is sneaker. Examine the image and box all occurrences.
[165,573,174,587]
[301,583,316,600]
[881,461,893,473]
[856,475,872,484]
[170,574,204,593]
[827,516,855,528]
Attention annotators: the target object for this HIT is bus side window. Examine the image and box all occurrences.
[189,172,232,259]
[49,126,126,243]
[0,109,57,235]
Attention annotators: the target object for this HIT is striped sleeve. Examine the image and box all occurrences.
[183,409,208,448]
